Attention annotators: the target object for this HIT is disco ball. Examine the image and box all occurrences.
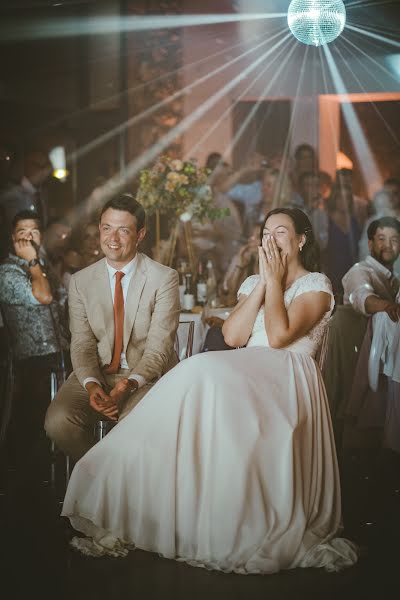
[287,0,346,47]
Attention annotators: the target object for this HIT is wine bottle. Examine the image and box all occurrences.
[196,260,207,306]
[182,273,195,311]
[178,260,187,307]
[206,259,217,306]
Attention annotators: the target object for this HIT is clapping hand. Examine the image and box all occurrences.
[258,235,287,286]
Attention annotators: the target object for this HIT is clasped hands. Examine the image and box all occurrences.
[87,378,138,421]
[258,234,287,286]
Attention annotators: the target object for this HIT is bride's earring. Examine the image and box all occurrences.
[299,245,303,252]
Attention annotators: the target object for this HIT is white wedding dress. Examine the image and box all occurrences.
[62,272,358,574]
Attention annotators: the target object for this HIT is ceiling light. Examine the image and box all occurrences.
[287,0,346,47]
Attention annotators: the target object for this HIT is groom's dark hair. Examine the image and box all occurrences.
[260,207,321,273]
[100,194,146,231]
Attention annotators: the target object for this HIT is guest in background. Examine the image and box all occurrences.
[202,225,261,352]
[291,144,318,193]
[319,171,333,201]
[297,171,319,212]
[335,168,370,230]
[382,177,400,214]
[358,188,399,267]
[0,148,52,230]
[0,210,69,476]
[325,184,360,299]
[227,151,267,230]
[78,220,104,267]
[205,152,222,172]
[191,163,243,278]
[239,167,296,237]
[42,216,72,279]
[342,217,400,473]
[209,163,243,273]
[298,171,332,254]
[221,224,260,306]
[343,216,400,320]
[61,247,83,290]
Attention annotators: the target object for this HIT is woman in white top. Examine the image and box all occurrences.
[62,208,357,574]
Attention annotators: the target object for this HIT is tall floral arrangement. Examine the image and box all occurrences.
[137,155,229,223]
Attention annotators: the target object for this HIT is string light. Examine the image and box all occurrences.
[287,0,346,47]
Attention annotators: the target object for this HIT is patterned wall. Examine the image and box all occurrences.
[126,0,184,165]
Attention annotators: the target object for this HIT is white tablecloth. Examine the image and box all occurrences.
[177,308,233,359]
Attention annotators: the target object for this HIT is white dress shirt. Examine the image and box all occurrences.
[342,255,399,316]
[83,255,147,390]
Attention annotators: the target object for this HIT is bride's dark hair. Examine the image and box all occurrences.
[260,207,321,272]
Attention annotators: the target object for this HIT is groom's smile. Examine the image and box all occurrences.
[99,207,146,269]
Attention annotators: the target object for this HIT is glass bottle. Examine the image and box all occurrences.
[196,260,207,306]
[182,273,195,311]
[178,260,187,307]
[206,259,217,307]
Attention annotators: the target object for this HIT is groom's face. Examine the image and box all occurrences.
[100,208,145,268]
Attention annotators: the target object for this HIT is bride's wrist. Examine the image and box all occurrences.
[256,280,266,292]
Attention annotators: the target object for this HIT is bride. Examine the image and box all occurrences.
[62,207,357,574]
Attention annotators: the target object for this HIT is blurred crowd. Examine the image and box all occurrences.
[1,142,400,306]
[190,145,400,305]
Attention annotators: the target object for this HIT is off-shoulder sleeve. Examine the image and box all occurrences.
[237,274,260,298]
[295,272,335,311]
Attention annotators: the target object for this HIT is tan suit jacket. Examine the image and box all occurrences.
[68,253,180,387]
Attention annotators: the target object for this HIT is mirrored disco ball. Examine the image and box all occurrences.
[287,0,346,47]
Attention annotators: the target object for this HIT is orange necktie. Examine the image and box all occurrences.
[105,271,125,374]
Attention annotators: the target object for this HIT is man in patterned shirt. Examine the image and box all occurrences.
[0,210,69,477]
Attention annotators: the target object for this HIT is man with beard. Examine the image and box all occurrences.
[342,216,400,472]
[343,216,400,318]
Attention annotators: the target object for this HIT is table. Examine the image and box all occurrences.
[177,307,233,359]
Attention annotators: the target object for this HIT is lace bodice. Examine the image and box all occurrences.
[237,273,334,357]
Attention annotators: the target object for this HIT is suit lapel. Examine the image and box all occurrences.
[93,259,115,355]
[123,253,147,352]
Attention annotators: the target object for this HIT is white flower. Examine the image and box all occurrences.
[179,210,192,222]
[170,159,183,171]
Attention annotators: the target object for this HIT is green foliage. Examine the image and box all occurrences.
[136,156,229,223]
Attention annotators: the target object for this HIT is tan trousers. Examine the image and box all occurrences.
[44,369,153,462]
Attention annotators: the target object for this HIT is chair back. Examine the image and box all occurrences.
[175,320,195,361]
[316,325,330,374]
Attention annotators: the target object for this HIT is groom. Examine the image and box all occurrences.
[45,194,180,461]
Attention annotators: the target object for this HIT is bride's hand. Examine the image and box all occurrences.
[258,246,268,286]
[261,235,287,285]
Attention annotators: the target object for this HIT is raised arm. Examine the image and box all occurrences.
[14,239,53,304]
[260,235,330,348]
[343,267,400,321]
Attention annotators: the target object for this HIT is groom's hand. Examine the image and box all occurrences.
[109,378,139,408]
[86,382,118,421]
